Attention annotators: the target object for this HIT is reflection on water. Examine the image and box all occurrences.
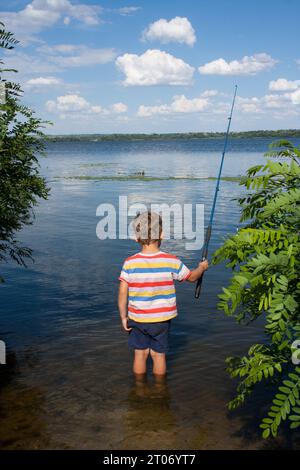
[1,138,300,449]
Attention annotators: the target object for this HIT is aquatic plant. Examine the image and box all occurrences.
[56,175,242,182]
[0,24,50,282]
[213,140,300,438]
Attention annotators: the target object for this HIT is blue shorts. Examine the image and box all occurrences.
[127,319,171,353]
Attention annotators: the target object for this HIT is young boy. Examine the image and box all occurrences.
[118,211,209,377]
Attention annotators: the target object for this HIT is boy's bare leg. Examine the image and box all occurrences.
[153,371,167,396]
[150,349,166,376]
[134,371,148,397]
[133,348,150,375]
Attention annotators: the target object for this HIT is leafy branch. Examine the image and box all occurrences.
[213,140,300,438]
[0,23,50,282]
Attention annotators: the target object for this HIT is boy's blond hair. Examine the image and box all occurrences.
[134,211,162,246]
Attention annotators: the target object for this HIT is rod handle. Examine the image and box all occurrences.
[194,272,204,298]
[194,256,207,299]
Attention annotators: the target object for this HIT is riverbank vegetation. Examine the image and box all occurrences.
[0,24,49,282]
[213,140,300,438]
[46,129,300,143]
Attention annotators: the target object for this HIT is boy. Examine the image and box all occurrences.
[118,211,209,377]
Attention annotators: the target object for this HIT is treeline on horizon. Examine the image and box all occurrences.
[45,129,300,142]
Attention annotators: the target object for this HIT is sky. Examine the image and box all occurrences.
[1,0,300,134]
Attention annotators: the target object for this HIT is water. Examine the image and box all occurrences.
[1,137,299,449]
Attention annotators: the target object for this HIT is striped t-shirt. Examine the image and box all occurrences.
[119,251,191,323]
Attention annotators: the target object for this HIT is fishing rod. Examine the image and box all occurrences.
[195,85,238,299]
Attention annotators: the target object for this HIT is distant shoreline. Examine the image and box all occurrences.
[45,129,300,142]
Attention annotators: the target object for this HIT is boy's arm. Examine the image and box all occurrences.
[186,259,209,282]
[118,280,132,332]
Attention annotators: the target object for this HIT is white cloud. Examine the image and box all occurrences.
[110,102,128,113]
[261,91,300,109]
[199,53,277,75]
[90,105,103,113]
[116,49,194,86]
[46,94,98,113]
[46,94,128,117]
[38,44,116,67]
[171,95,209,113]
[269,78,300,91]
[236,96,263,114]
[236,91,300,115]
[26,76,62,88]
[201,89,218,97]
[1,0,102,43]
[3,44,115,80]
[143,17,196,46]
[137,94,209,117]
[137,104,168,117]
[288,88,300,105]
[117,6,141,16]
[42,44,78,54]
[263,94,291,109]
[3,52,59,75]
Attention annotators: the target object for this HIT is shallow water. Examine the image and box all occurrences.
[1,137,300,449]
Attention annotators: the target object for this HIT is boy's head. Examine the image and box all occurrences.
[133,211,163,247]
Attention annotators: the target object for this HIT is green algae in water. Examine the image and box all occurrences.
[79,162,118,168]
[54,175,242,182]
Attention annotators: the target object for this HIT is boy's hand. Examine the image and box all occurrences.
[199,259,209,272]
[187,259,209,282]
[121,317,132,332]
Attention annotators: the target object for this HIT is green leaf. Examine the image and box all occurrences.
[212,137,300,439]
[289,415,300,421]
[283,380,296,388]
[290,422,300,429]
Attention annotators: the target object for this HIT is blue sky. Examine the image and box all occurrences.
[1,0,300,134]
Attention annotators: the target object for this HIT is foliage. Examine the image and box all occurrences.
[0,23,50,282]
[46,129,300,142]
[213,140,300,438]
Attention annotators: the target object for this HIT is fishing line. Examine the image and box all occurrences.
[195,85,238,299]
